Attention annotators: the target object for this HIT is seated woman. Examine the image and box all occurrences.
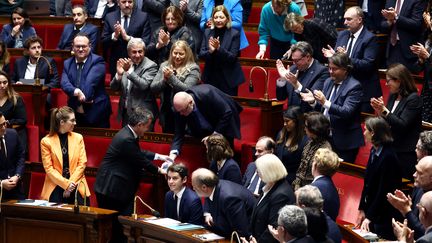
[249,154,295,243]
[370,63,422,180]
[0,7,36,48]
[40,106,90,205]
[147,6,195,65]
[206,133,242,184]
[0,41,10,73]
[151,40,200,133]
[292,111,331,191]
[0,71,27,154]
[275,106,308,184]
[199,5,245,96]
[357,117,402,240]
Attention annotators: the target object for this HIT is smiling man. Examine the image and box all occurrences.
[57,5,99,52]
[110,37,158,128]
[164,163,203,225]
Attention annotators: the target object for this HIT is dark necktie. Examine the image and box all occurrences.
[390,0,402,46]
[76,62,84,87]
[124,15,129,30]
[346,34,355,57]
[174,195,179,218]
[0,137,6,163]
[247,172,260,194]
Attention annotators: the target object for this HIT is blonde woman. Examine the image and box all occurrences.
[40,106,90,204]
[151,40,200,133]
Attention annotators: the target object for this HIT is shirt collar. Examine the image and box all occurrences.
[209,187,216,201]
[127,125,138,139]
[174,186,186,199]
[75,58,88,64]
[312,175,324,183]
[373,146,383,157]
[351,25,363,39]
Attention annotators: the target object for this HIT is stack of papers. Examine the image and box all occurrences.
[352,229,379,241]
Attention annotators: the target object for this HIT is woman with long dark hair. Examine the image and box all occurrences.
[0,7,36,48]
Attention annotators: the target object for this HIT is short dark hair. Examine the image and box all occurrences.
[290,41,314,56]
[328,52,353,73]
[304,112,330,140]
[24,35,43,50]
[258,136,276,151]
[365,117,393,146]
[167,163,188,179]
[72,4,88,15]
[277,106,305,148]
[73,32,91,45]
[128,107,154,126]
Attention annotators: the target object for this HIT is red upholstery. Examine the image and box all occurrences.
[136,183,156,214]
[109,96,122,129]
[248,6,262,24]
[234,107,262,154]
[354,123,371,167]
[19,92,35,125]
[333,172,364,224]
[85,176,98,207]
[240,142,255,173]
[238,66,277,99]
[54,57,64,75]
[27,125,40,162]
[83,136,112,168]
[241,31,270,59]
[28,171,46,200]
[50,88,68,108]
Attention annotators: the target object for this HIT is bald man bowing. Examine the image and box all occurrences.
[169,84,242,160]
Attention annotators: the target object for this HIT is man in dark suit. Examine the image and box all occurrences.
[110,37,158,128]
[85,0,118,19]
[268,205,316,243]
[61,34,111,128]
[164,163,203,225]
[301,52,364,163]
[191,168,256,238]
[94,107,171,242]
[381,0,426,73]
[102,0,152,77]
[57,5,99,52]
[359,0,386,32]
[276,41,328,112]
[169,84,242,160]
[322,6,381,112]
[242,136,275,197]
[12,36,59,89]
[311,147,340,221]
[0,112,25,200]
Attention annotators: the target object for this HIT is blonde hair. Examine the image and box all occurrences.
[167,40,196,76]
[284,13,304,31]
[49,106,75,136]
[256,154,288,183]
[313,148,340,176]
[211,5,232,28]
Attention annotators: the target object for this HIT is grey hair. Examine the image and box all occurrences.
[296,185,324,210]
[278,205,308,238]
[127,37,146,51]
[290,41,314,56]
[419,131,432,155]
[128,107,153,126]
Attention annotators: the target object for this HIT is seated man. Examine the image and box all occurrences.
[0,111,25,200]
[164,163,203,225]
[191,168,256,238]
[110,37,158,128]
[61,33,111,128]
[57,5,99,52]
[12,36,60,89]
[169,84,242,160]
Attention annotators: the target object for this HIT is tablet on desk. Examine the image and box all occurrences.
[18,79,45,85]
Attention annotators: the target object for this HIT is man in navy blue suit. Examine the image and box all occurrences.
[242,136,275,197]
[301,52,364,163]
[57,5,99,52]
[191,168,256,238]
[0,112,25,200]
[381,0,426,73]
[311,148,340,221]
[276,41,328,113]
[322,6,381,113]
[12,36,59,89]
[164,163,203,225]
[102,0,152,77]
[169,84,242,160]
[85,0,118,19]
[61,33,111,128]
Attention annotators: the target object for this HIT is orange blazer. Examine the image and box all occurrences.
[40,132,90,200]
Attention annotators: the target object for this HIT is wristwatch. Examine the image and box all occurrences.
[382,109,389,116]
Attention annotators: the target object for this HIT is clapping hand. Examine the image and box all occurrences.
[322,45,336,58]
[208,36,220,53]
[157,29,170,48]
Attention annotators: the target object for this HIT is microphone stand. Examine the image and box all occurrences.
[74,180,87,214]
[0,180,3,213]
[34,56,53,86]
[249,66,269,101]
[132,195,160,220]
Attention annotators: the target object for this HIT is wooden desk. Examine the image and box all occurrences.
[119,215,231,243]
[0,201,117,243]
[337,223,370,243]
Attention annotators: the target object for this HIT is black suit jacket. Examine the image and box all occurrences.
[250,179,296,243]
[12,56,60,88]
[311,175,340,221]
[205,180,256,237]
[276,59,328,112]
[85,0,118,18]
[359,145,402,224]
[0,128,25,180]
[385,92,422,153]
[242,162,265,195]
[199,28,245,90]
[171,84,242,153]
[209,158,242,185]
[94,126,158,203]
[336,28,381,102]
[164,187,204,225]
[102,9,152,76]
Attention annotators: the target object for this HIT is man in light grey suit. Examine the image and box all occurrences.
[110,37,158,129]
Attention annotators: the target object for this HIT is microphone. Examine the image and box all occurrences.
[74,180,87,214]
[35,56,53,86]
[0,179,3,213]
[132,195,160,220]
[249,66,269,100]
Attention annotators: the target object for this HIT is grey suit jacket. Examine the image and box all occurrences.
[110,56,159,121]
[417,229,432,243]
[170,0,203,52]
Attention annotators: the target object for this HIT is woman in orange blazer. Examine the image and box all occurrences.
[40,106,90,205]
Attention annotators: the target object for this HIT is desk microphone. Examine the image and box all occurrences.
[74,180,87,214]
[132,195,160,220]
[35,56,53,85]
[0,179,3,213]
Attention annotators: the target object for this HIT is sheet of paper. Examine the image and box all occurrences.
[15,200,57,207]
[192,233,225,241]
[145,217,181,227]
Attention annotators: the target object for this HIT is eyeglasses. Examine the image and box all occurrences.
[73,45,89,50]
[291,56,306,63]
[386,78,395,84]
[0,121,8,128]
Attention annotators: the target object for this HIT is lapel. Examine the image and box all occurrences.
[351,28,365,57]
[324,80,334,98]
[220,29,231,50]
[302,61,317,87]
[386,94,397,113]
[332,76,349,102]
[68,133,77,165]
[52,134,63,168]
